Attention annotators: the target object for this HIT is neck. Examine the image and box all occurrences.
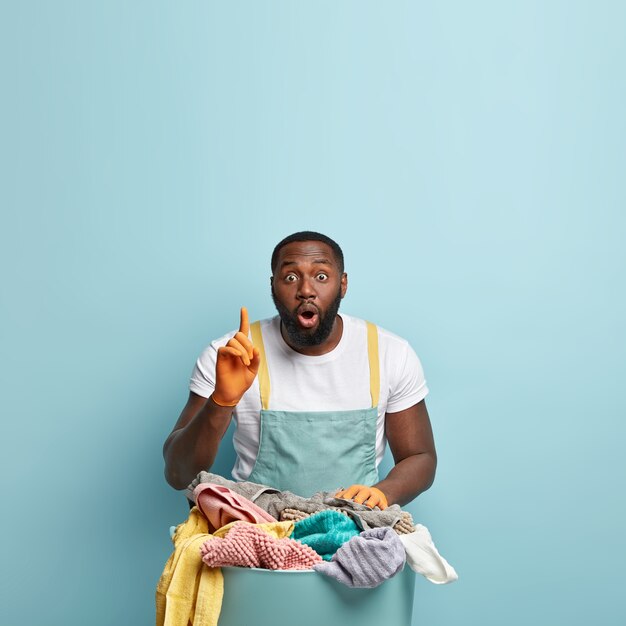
[280,315,343,356]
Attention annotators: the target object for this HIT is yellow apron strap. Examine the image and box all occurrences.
[366,321,380,408]
[250,321,270,410]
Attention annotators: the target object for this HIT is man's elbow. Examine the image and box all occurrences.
[420,450,437,493]
[163,462,187,491]
[162,441,189,491]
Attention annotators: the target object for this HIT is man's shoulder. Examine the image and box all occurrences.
[342,313,412,348]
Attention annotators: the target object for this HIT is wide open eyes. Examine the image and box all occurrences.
[284,272,329,283]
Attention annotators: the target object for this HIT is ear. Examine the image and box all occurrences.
[340,272,348,298]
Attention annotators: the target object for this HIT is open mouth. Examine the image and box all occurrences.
[296,305,319,329]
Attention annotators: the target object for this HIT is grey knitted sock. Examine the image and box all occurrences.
[280,507,350,523]
[280,508,310,523]
[313,526,406,588]
[393,511,416,535]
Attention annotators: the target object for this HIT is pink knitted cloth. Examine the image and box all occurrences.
[200,522,322,570]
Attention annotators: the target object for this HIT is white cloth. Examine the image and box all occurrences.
[190,313,429,481]
[399,525,458,584]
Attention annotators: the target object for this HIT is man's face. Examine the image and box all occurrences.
[271,240,347,348]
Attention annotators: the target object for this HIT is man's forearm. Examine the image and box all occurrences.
[375,451,437,507]
[163,396,234,490]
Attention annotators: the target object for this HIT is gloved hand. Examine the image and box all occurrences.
[335,485,388,510]
[211,307,260,407]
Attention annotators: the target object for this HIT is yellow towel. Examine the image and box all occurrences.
[156,511,294,626]
[156,507,224,626]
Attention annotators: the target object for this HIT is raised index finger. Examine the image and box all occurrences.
[239,306,250,336]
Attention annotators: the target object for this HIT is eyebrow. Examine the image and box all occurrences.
[279,257,333,269]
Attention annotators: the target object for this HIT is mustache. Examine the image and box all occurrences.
[271,286,342,347]
[296,302,320,315]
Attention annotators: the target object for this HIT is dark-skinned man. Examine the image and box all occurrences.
[163,231,436,509]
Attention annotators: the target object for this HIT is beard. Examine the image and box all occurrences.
[271,287,343,348]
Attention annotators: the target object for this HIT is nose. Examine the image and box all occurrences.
[297,276,316,300]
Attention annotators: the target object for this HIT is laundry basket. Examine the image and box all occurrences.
[217,565,416,626]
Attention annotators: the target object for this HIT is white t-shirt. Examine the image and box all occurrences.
[189,313,429,481]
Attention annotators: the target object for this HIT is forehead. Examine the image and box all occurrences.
[274,241,338,270]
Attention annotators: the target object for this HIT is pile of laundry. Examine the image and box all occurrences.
[156,472,457,626]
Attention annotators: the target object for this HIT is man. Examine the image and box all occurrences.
[163,231,436,508]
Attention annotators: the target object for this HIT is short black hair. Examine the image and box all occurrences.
[271,231,345,274]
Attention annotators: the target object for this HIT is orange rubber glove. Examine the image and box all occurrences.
[335,485,388,510]
[211,307,261,407]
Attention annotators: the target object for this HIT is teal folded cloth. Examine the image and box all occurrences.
[293,510,360,561]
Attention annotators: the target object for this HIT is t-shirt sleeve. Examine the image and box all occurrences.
[385,340,429,414]
[189,342,219,398]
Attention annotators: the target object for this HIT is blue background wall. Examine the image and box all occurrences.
[2,2,625,624]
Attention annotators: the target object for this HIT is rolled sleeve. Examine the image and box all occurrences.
[189,343,218,399]
[385,342,429,414]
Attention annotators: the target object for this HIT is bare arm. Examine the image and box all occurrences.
[162,391,234,490]
[164,307,260,490]
[374,399,437,506]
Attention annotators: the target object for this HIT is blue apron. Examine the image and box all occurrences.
[247,320,381,497]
